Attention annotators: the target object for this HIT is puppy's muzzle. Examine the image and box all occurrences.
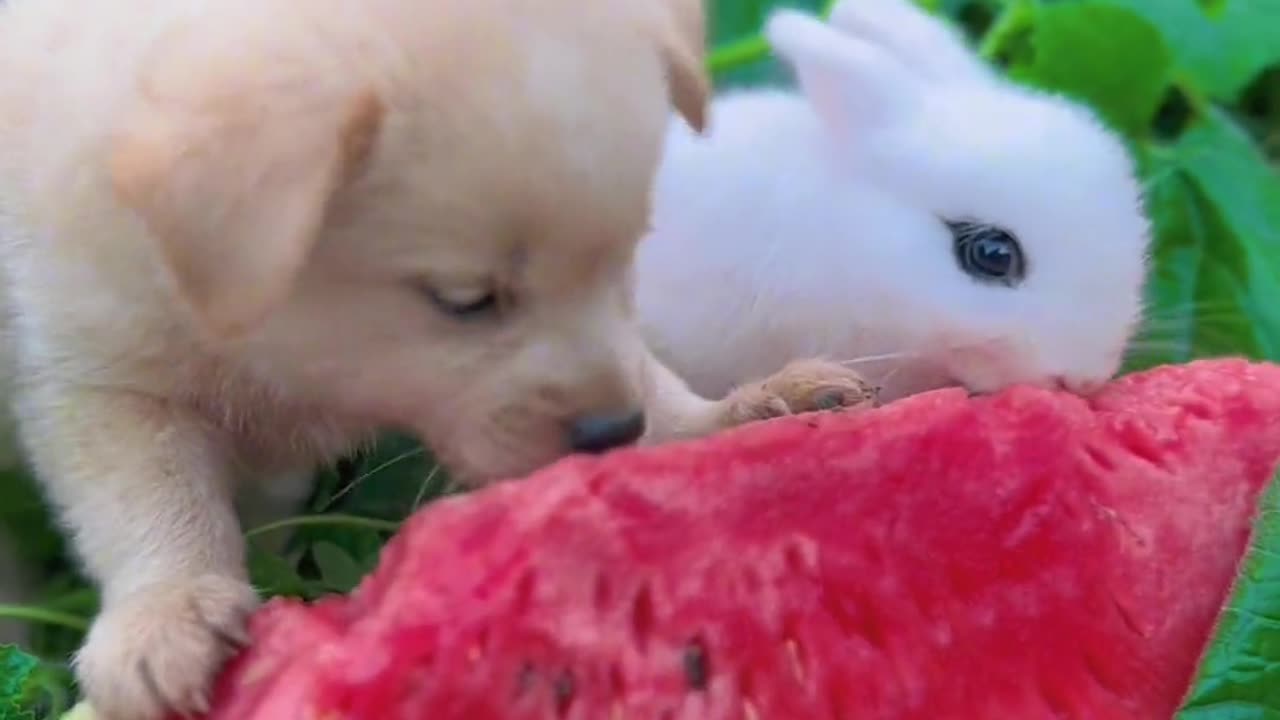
[568,410,646,454]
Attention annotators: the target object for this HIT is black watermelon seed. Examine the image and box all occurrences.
[514,662,536,697]
[554,670,576,715]
[683,639,710,690]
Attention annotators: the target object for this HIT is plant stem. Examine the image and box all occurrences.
[707,36,769,74]
[978,0,1036,62]
[0,604,90,632]
[244,513,401,542]
[706,0,842,75]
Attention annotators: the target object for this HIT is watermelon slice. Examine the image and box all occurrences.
[197,358,1280,719]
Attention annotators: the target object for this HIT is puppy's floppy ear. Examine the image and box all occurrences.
[653,0,712,133]
[109,29,384,341]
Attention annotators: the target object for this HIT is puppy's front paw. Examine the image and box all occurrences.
[75,575,259,720]
[721,359,879,427]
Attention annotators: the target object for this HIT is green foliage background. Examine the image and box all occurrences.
[4,0,1280,716]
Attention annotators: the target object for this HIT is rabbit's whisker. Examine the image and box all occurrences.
[835,335,1012,371]
[835,350,919,366]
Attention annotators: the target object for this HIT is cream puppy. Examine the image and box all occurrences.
[0,0,872,717]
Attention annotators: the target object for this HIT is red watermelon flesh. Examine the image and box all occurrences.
[200,358,1280,719]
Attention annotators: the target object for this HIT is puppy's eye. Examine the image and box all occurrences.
[419,285,501,319]
[947,220,1026,287]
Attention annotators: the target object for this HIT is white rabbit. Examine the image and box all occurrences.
[635,0,1152,403]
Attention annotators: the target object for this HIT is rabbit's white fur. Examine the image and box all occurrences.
[636,0,1151,402]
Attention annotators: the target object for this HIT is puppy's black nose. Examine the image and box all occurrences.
[568,410,646,454]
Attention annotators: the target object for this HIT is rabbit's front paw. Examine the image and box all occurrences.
[75,575,259,720]
[720,359,879,427]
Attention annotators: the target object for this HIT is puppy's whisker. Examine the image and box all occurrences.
[411,462,444,510]
[321,446,426,512]
[443,472,468,497]
[874,363,908,397]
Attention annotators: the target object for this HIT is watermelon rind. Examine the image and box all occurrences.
[1176,469,1280,718]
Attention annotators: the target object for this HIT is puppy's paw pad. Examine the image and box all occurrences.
[721,359,878,428]
[759,358,879,413]
[721,386,793,425]
[76,575,259,720]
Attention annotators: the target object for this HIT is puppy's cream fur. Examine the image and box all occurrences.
[0,0,872,717]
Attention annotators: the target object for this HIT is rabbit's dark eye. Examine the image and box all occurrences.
[947,220,1025,287]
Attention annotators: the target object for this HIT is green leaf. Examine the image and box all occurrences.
[311,542,368,594]
[246,545,309,599]
[1124,156,1211,370]
[709,0,769,45]
[1173,108,1280,359]
[1130,151,1260,368]
[1008,2,1173,138]
[1101,0,1280,102]
[1177,471,1280,717]
[1129,107,1280,371]
[0,645,39,720]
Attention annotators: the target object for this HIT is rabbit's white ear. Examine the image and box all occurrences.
[828,0,994,86]
[766,9,920,135]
